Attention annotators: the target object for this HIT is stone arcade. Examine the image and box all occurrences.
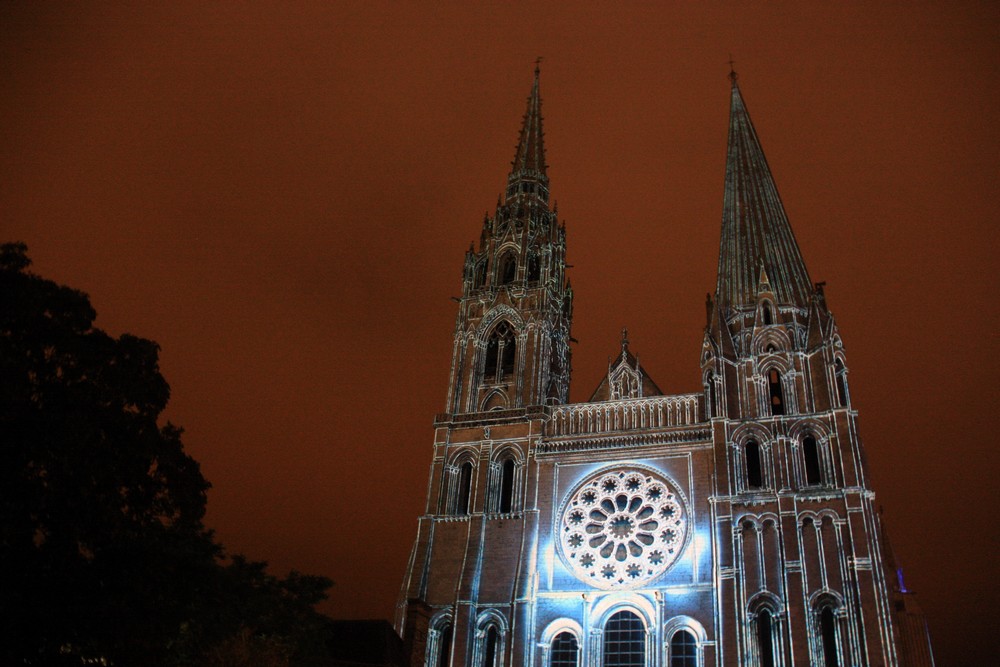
[395,68,933,667]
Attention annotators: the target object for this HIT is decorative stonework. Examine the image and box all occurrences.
[558,468,688,589]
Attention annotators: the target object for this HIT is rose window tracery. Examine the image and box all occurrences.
[558,468,688,589]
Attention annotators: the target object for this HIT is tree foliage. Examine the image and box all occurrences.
[0,243,333,665]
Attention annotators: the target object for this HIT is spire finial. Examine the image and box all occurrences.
[621,327,629,352]
[534,56,543,76]
[727,54,738,85]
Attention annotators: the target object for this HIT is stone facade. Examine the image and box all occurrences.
[396,69,933,667]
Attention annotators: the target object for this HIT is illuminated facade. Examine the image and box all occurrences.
[396,69,933,667]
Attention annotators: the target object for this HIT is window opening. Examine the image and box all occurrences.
[768,369,785,416]
[499,253,517,285]
[746,440,763,489]
[484,322,516,383]
[437,623,453,667]
[803,435,821,486]
[457,462,473,516]
[706,371,719,418]
[550,632,579,667]
[474,261,487,289]
[499,458,515,513]
[762,302,773,325]
[820,607,839,667]
[669,629,697,667]
[756,609,776,667]
[483,625,499,667]
[835,360,848,407]
[603,610,645,667]
[527,253,541,284]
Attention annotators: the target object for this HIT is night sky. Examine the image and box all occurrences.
[3,3,997,664]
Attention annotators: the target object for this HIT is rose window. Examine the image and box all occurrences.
[558,468,688,589]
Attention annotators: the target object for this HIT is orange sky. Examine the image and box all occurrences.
[3,3,997,663]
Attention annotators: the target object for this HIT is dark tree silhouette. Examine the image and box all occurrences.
[0,243,333,666]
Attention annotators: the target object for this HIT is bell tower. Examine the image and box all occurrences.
[703,71,904,666]
[446,66,573,414]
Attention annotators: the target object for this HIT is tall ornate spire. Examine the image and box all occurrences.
[505,64,549,204]
[716,73,812,310]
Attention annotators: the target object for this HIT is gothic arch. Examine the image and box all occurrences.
[478,305,525,337]
[426,610,455,667]
[444,449,478,516]
[759,299,775,326]
[787,421,833,488]
[732,430,772,492]
[481,320,518,384]
[481,389,509,411]
[752,327,791,355]
[747,593,783,667]
[495,247,519,286]
[488,444,523,514]
[474,608,508,667]
[808,591,845,667]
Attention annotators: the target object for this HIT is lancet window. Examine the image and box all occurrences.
[834,359,848,407]
[497,251,517,285]
[487,453,519,514]
[762,301,773,325]
[456,461,473,516]
[527,251,541,284]
[818,605,839,667]
[745,440,764,490]
[753,608,778,667]
[767,369,785,416]
[803,434,822,486]
[474,260,487,289]
[482,625,500,667]
[432,622,453,667]
[484,322,517,383]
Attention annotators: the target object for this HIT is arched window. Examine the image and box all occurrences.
[834,359,848,407]
[527,252,541,284]
[762,302,773,325]
[603,610,645,667]
[484,322,516,382]
[482,625,500,667]
[819,605,840,667]
[498,252,517,285]
[706,371,720,418]
[745,440,763,490]
[457,462,473,515]
[767,369,785,416]
[550,632,579,667]
[755,609,776,667]
[819,606,839,667]
[474,261,487,289]
[498,458,515,513]
[803,434,822,486]
[436,623,453,667]
[669,629,697,667]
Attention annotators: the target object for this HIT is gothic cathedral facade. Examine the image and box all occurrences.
[396,69,933,667]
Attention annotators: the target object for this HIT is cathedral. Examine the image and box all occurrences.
[395,68,933,667]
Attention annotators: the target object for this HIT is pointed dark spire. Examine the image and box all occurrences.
[716,74,812,309]
[505,65,549,204]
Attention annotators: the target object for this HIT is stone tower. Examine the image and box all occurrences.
[396,70,932,667]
